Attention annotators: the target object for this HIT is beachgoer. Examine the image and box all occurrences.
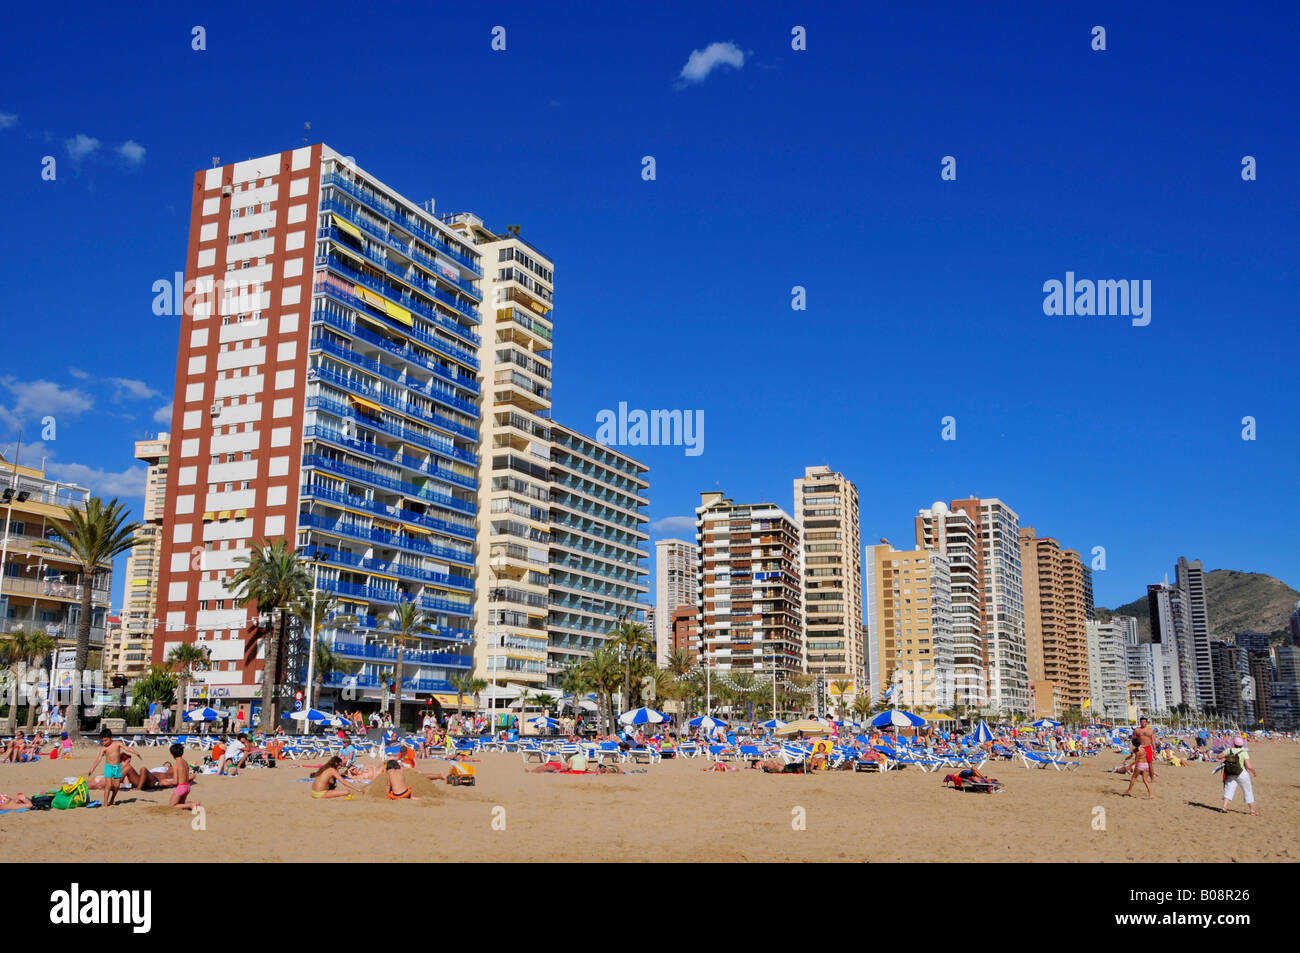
[310,756,362,800]
[1123,735,1154,799]
[384,759,414,799]
[165,743,200,811]
[87,728,143,807]
[1133,717,1157,779]
[1219,736,1259,816]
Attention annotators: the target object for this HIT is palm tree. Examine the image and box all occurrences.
[22,630,56,730]
[467,677,489,723]
[289,592,359,709]
[166,642,210,729]
[450,672,476,719]
[610,619,653,713]
[851,695,872,723]
[578,643,623,735]
[40,496,141,739]
[830,680,854,724]
[381,600,433,730]
[3,627,38,734]
[559,663,589,718]
[130,665,177,724]
[229,539,310,730]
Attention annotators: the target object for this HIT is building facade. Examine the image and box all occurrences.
[1020,528,1090,716]
[696,492,804,680]
[1174,557,1215,709]
[1084,619,1129,721]
[152,145,482,716]
[914,502,984,707]
[111,434,170,679]
[794,465,863,690]
[654,538,699,665]
[864,542,952,709]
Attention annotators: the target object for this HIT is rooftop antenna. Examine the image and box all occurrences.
[303,121,311,145]
[211,156,220,168]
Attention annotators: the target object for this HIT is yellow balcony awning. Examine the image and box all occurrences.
[354,285,388,310]
[234,509,248,518]
[383,299,413,327]
[349,394,385,415]
[332,214,362,240]
[356,311,391,334]
[218,510,232,520]
[202,512,215,521]
[405,523,433,535]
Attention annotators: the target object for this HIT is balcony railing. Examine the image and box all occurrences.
[320,256,479,346]
[329,640,472,668]
[309,545,474,592]
[1,577,111,604]
[314,285,479,369]
[315,576,472,616]
[306,393,476,449]
[323,232,482,322]
[312,354,477,421]
[303,424,473,489]
[298,512,473,567]
[312,328,478,396]
[300,483,475,541]
[302,453,475,516]
[339,614,472,643]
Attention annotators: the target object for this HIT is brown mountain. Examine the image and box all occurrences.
[1096,570,1298,644]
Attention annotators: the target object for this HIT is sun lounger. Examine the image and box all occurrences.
[1017,748,1079,771]
[627,747,660,765]
[943,772,1003,793]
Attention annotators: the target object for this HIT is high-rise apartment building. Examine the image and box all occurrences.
[1147,579,1194,710]
[1174,557,1215,708]
[794,466,863,689]
[153,145,482,716]
[864,542,952,709]
[1210,640,1246,725]
[670,604,701,660]
[1084,619,1129,721]
[654,538,699,665]
[969,498,1028,715]
[0,453,112,662]
[545,422,649,687]
[1020,528,1090,715]
[915,502,984,707]
[696,492,804,679]
[111,434,170,679]
[445,214,555,690]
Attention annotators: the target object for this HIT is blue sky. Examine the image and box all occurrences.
[1,1,1297,615]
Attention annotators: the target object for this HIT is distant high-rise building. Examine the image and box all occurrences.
[1148,580,1193,709]
[654,538,698,665]
[1210,640,1246,725]
[669,604,701,660]
[1175,557,1215,708]
[1085,619,1128,721]
[696,492,804,680]
[1273,645,1300,730]
[794,466,863,689]
[864,542,952,710]
[112,434,170,679]
[915,502,984,707]
[1021,528,1090,716]
[1289,601,1300,648]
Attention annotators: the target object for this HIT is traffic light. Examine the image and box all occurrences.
[111,674,127,688]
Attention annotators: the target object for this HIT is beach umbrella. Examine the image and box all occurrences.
[182,706,222,723]
[283,708,336,724]
[1032,719,1061,729]
[973,721,994,744]
[869,709,927,729]
[529,716,559,728]
[688,716,728,729]
[618,707,668,726]
[760,718,789,731]
[776,718,833,736]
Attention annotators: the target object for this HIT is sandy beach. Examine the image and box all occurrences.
[3,743,1297,862]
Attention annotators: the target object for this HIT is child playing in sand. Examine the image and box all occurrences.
[88,728,145,807]
[168,744,200,812]
[383,759,414,799]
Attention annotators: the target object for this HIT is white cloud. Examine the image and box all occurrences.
[676,41,745,87]
[0,113,17,130]
[0,376,94,423]
[65,133,100,161]
[117,140,146,165]
[152,402,173,424]
[68,367,91,380]
[649,515,696,538]
[46,460,148,500]
[108,377,161,401]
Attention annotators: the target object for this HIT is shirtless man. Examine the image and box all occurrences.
[87,728,145,807]
[1124,724,1155,799]
[1133,717,1158,780]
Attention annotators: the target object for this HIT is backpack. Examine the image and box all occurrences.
[1222,750,1244,777]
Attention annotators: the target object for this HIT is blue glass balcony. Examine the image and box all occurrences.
[321,232,481,322]
[322,256,479,345]
[339,615,472,643]
[303,425,474,490]
[301,483,476,541]
[307,544,474,592]
[314,287,479,370]
[320,174,482,277]
[300,512,474,567]
[316,576,472,616]
[311,362,477,425]
[329,641,472,668]
[301,454,475,517]
[311,330,478,398]
[306,393,476,448]
[321,673,463,694]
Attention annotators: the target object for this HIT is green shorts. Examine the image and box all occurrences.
[104,764,123,780]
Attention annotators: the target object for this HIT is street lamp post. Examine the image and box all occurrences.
[487,553,507,734]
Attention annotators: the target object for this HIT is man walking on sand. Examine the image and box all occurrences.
[1124,717,1156,799]
[1133,716,1157,779]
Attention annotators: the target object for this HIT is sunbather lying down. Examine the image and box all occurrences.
[0,793,34,809]
[526,754,623,774]
[943,768,1002,792]
[758,759,804,774]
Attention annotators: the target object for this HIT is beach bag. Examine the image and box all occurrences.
[1222,750,1244,777]
[30,794,55,810]
[52,777,89,809]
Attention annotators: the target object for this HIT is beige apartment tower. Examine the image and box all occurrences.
[109,434,170,679]
[864,542,952,709]
[1020,527,1090,717]
[794,466,862,691]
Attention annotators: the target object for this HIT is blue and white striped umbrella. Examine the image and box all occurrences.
[870,709,927,728]
[618,707,668,726]
[973,721,994,744]
[283,708,336,724]
[760,718,788,730]
[688,716,727,729]
[529,716,559,728]
[1032,719,1061,728]
[182,706,222,723]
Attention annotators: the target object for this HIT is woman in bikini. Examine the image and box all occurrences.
[311,756,363,800]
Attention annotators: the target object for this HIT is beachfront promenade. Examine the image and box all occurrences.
[2,737,1296,863]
